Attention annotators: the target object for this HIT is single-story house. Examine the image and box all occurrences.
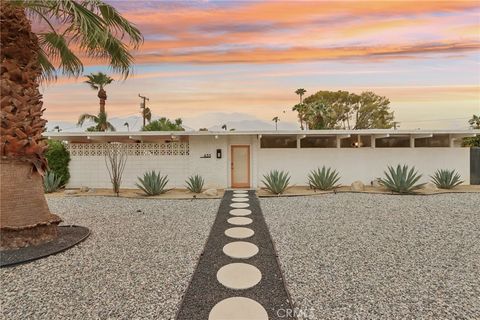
[44,130,479,189]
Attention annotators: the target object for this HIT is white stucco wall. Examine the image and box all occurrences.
[66,138,471,189]
[256,147,471,186]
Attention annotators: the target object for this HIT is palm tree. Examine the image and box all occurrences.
[468,114,480,129]
[124,122,130,131]
[272,116,280,130]
[0,1,142,249]
[292,103,308,130]
[85,72,114,114]
[221,124,227,131]
[77,112,116,132]
[295,88,307,103]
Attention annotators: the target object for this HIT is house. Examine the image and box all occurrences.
[44,130,479,189]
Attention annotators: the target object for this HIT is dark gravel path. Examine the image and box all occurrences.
[177,190,294,320]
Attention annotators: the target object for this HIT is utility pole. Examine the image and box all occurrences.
[138,94,150,129]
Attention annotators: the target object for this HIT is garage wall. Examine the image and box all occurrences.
[256,147,471,186]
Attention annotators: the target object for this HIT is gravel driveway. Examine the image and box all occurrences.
[261,193,480,319]
[1,196,219,320]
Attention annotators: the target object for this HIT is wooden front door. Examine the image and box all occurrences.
[231,145,250,188]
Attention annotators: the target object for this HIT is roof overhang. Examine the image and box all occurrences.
[43,129,479,143]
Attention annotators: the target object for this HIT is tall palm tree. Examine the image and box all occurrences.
[295,88,307,103]
[77,112,116,132]
[272,116,280,130]
[85,72,114,114]
[292,103,308,130]
[0,1,142,249]
[124,122,130,131]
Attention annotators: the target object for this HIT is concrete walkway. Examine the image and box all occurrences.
[176,190,294,319]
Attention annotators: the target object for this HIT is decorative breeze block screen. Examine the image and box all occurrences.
[67,143,190,156]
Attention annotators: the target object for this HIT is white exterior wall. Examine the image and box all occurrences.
[256,148,471,186]
[66,138,471,188]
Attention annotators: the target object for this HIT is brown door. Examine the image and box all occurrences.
[231,145,250,188]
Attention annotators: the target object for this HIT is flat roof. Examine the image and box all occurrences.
[44,129,478,143]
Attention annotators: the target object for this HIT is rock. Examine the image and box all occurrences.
[87,188,96,193]
[64,190,78,195]
[80,186,90,192]
[351,181,365,192]
[421,182,438,191]
[371,178,382,188]
[202,188,218,196]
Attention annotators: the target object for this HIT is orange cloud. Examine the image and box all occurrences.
[132,41,480,64]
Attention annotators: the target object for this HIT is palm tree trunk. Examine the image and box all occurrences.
[98,87,107,114]
[0,2,61,249]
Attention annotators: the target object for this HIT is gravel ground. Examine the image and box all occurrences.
[261,193,480,320]
[1,196,220,320]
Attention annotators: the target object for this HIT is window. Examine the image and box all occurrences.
[260,136,297,148]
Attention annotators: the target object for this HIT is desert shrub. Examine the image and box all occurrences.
[307,166,340,190]
[262,170,290,195]
[136,170,169,196]
[379,164,425,194]
[105,144,127,196]
[43,170,63,193]
[430,169,463,189]
[45,140,70,186]
[186,174,204,193]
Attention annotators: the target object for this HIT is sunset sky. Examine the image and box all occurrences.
[42,1,480,131]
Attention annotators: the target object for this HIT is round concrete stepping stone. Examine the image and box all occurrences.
[233,190,248,194]
[231,197,249,202]
[233,194,249,198]
[230,203,249,208]
[209,297,268,320]
[217,263,262,289]
[227,217,253,226]
[229,208,252,216]
[225,227,254,239]
[223,241,259,259]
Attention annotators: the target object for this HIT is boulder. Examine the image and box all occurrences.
[80,186,90,192]
[351,181,365,192]
[64,190,78,195]
[202,188,218,196]
[371,178,382,188]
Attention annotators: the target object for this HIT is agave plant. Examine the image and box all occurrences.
[186,174,205,193]
[308,166,340,190]
[379,164,425,194]
[430,169,463,189]
[136,170,169,196]
[262,170,290,195]
[43,171,63,193]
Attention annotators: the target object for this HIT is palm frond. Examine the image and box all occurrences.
[37,32,84,77]
[21,0,143,80]
[77,113,98,126]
